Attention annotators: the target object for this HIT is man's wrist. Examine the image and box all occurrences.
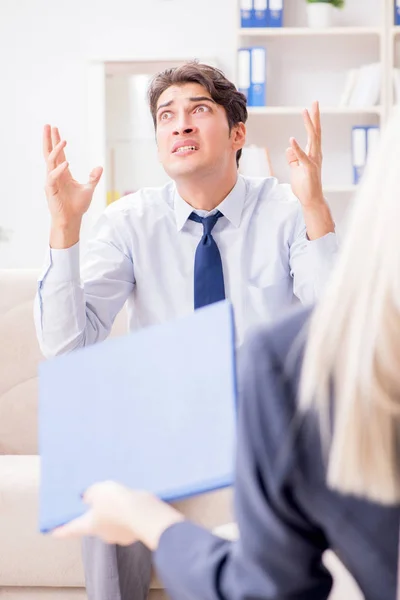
[50,219,82,249]
[302,199,335,241]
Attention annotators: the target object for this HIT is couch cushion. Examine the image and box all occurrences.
[0,269,127,455]
[0,589,167,600]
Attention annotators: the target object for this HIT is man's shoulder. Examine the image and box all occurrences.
[242,175,301,213]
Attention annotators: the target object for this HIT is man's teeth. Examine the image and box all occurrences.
[175,146,196,153]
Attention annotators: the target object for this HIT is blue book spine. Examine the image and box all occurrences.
[240,0,254,27]
[238,48,251,102]
[268,0,283,27]
[253,0,268,27]
[249,47,266,107]
[395,0,400,25]
[352,126,367,185]
[366,125,380,165]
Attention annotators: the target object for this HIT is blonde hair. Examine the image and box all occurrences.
[300,110,400,505]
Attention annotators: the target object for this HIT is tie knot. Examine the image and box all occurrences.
[189,211,223,236]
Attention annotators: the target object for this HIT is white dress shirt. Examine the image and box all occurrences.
[35,175,338,355]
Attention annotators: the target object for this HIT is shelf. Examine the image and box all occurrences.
[239,26,382,37]
[247,106,382,116]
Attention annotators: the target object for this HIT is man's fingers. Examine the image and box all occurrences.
[87,166,103,189]
[285,147,299,167]
[311,100,322,139]
[46,161,69,191]
[302,109,318,156]
[52,511,94,539]
[51,127,67,166]
[43,124,53,159]
[47,140,67,173]
[289,138,311,166]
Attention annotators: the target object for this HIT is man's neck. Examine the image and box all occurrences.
[175,170,238,212]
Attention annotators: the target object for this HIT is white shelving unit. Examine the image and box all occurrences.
[240,26,382,37]
[388,0,400,110]
[247,106,383,115]
[236,0,396,225]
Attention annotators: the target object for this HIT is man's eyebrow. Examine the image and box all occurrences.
[156,96,216,114]
[156,100,173,113]
[188,96,216,104]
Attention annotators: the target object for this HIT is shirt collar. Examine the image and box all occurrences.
[173,175,246,232]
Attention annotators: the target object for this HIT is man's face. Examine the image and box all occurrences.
[155,82,245,181]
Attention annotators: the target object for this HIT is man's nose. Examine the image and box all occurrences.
[173,113,197,136]
[173,126,194,135]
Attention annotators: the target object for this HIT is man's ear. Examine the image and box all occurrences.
[231,122,246,152]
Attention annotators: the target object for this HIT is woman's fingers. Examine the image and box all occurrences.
[52,511,94,539]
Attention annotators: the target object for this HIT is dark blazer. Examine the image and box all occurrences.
[154,307,400,600]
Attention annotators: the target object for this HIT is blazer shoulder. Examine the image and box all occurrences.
[247,306,313,374]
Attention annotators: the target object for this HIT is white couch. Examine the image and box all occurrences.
[0,269,362,599]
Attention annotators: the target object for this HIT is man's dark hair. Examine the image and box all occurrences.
[148,61,248,167]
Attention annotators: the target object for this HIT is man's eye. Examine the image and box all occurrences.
[160,112,172,120]
[194,105,209,113]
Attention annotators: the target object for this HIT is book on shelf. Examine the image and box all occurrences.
[253,0,268,27]
[240,0,283,28]
[240,0,253,27]
[395,0,400,26]
[339,63,381,108]
[268,0,283,27]
[393,68,400,105]
[238,47,251,101]
[351,125,380,185]
[237,47,266,106]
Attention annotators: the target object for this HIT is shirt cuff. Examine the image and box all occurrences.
[307,231,338,254]
[38,242,81,284]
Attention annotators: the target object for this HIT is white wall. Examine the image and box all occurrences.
[0,0,236,267]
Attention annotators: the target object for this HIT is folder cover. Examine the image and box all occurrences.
[253,0,268,27]
[238,48,251,100]
[352,126,367,185]
[39,301,237,533]
[249,47,267,106]
[240,0,254,27]
[268,0,283,27]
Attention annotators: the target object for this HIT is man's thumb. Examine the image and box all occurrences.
[285,147,299,168]
[88,166,103,188]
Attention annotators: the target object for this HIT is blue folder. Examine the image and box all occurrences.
[39,301,237,533]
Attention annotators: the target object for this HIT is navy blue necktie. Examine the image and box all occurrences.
[189,211,225,309]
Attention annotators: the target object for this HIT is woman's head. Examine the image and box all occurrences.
[300,110,400,504]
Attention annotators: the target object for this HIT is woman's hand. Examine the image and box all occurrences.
[52,481,185,550]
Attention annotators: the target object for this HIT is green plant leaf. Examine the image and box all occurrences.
[306,0,345,7]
